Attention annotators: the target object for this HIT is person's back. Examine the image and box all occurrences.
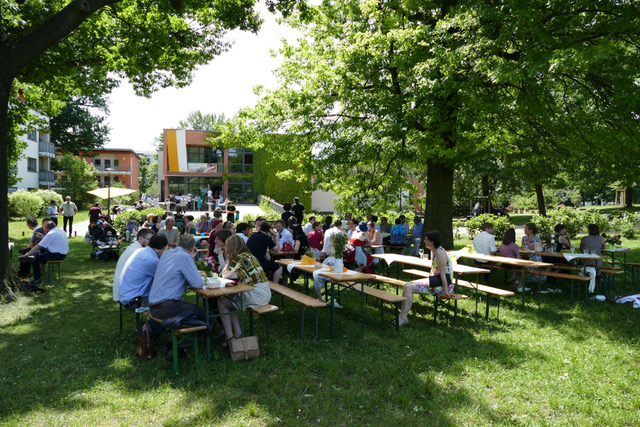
[247,229,275,262]
[390,220,406,245]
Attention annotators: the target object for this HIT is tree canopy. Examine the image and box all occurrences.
[222,0,640,248]
[50,96,110,155]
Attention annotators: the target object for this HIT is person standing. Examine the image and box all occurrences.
[409,216,424,256]
[291,197,305,225]
[47,200,59,226]
[59,196,78,237]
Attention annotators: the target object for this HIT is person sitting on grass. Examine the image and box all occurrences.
[398,230,452,327]
[218,235,272,346]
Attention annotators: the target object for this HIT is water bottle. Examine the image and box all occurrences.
[125,230,130,241]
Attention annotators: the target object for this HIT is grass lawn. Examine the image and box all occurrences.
[2,220,640,425]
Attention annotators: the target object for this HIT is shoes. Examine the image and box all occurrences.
[516,286,531,293]
[165,348,187,362]
[327,300,343,309]
[398,319,409,327]
[540,288,554,294]
[554,288,563,293]
[25,279,44,293]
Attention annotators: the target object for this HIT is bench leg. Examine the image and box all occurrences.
[300,307,305,341]
[264,313,270,343]
[119,303,123,333]
[172,331,179,375]
[485,294,491,321]
[250,311,255,336]
[433,296,439,326]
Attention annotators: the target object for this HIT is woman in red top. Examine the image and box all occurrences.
[345,221,373,270]
[307,221,324,260]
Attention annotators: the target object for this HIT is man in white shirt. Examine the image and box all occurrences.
[323,220,343,257]
[113,228,155,301]
[19,220,69,290]
[275,220,294,247]
[59,196,78,237]
[158,217,180,248]
[302,216,316,235]
[472,222,497,284]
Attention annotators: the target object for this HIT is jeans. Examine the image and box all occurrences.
[63,215,74,235]
[32,249,66,280]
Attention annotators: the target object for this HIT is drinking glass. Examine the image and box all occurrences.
[419,249,425,259]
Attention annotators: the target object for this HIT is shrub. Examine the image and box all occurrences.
[31,189,64,216]
[111,207,166,235]
[611,214,638,239]
[464,214,514,240]
[579,210,611,235]
[8,190,44,219]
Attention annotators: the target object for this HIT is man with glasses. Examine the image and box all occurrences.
[113,228,155,301]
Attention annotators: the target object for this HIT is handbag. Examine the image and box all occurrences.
[229,336,260,361]
[135,321,156,359]
[282,242,294,252]
[343,241,356,258]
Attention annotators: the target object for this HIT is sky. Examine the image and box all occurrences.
[104,5,297,154]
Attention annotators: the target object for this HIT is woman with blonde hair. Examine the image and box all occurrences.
[218,235,272,345]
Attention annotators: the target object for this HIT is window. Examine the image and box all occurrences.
[228,148,253,174]
[114,159,119,166]
[228,177,253,203]
[27,158,37,172]
[104,159,111,168]
[94,159,101,166]
[114,176,119,183]
[104,176,110,186]
[27,130,37,141]
[187,146,223,164]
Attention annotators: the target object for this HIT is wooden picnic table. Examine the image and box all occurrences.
[269,249,298,258]
[602,247,634,284]
[372,253,490,278]
[457,252,552,308]
[193,283,253,360]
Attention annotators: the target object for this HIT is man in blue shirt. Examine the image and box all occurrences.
[390,218,407,245]
[148,234,205,322]
[119,234,168,310]
[409,216,424,256]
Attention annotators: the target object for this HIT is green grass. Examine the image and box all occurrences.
[2,220,640,425]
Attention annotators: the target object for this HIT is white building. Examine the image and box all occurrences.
[10,111,56,192]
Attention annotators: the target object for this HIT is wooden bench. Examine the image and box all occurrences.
[249,304,278,343]
[144,312,208,375]
[46,260,63,286]
[526,270,591,304]
[454,279,514,320]
[600,268,624,293]
[351,283,406,330]
[433,293,468,326]
[268,280,327,340]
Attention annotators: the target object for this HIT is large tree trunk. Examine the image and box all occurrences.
[625,186,633,208]
[535,183,547,216]
[1,78,22,302]
[424,159,454,249]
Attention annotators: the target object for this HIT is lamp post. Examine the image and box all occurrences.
[105,167,113,221]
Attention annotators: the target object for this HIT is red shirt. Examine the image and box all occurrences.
[307,230,323,250]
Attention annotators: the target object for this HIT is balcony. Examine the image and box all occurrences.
[38,141,56,158]
[39,171,56,187]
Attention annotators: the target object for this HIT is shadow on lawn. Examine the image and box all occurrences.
[2,236,638,424]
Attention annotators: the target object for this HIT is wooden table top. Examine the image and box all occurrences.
[520,250,601,260]
[193,283,253,298]
[457,252,553,268]
[318,270,376,282]
[372,253,491,274]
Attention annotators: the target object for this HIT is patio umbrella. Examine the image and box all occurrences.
[87,187,137,219]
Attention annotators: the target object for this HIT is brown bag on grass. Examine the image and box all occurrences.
[229,336,260,361]
[135,321,156,359]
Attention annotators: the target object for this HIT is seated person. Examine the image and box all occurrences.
[18,217,44,278]
[196,214,211,234]
[113,228,155,302]
[19,220,68,291]
[499,228,524,290]
[158,217,180,248]
[344,221,373,272]
[291,224,310,260]
[184,215,196,235]
[219,235,272,344]
[119,234,168,310]
[275,219,294,250]
[236,222,251,243]
[307,221,324,260]
[399,230,452,326]
[389,218,407,246]
[246,221,282,284]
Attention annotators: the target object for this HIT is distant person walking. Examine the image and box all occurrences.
[47,200,59,226]
[59,196,78,237]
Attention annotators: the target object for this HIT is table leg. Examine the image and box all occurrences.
[360,282,364,336]
[204,298,211,361]
[330,281,335,339]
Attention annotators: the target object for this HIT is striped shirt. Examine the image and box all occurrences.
[148,247,202,305]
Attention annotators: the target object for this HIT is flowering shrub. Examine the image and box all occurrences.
[602,233,622,246]
[610,214,638,239]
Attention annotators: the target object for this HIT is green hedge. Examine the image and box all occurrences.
[463,214,514,240]
[253,148,311,208]
[112,207,166,235]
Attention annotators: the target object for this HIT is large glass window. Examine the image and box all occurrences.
[104,159,111,168]
[187,146,223,164]
[228,177,254,203]
[27,158,37,172]
[168,176,223,197]
[228,148,253,174]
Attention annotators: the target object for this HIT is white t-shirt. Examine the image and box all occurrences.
[473,231,497,262]
[113,241,142,301]
[278,228,294,245]
[39,227,69,254]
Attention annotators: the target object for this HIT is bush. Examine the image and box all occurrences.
[8,190,44,219]
[611,214,638,239]
[111,207,166,235]
[464,214,514,240]
[31,189,64,216]
[579,210,611,235]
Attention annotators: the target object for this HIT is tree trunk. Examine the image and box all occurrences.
[535,183,547,216]
[625,186,633,208]
[0,78,22,302]
[424,159,454,249]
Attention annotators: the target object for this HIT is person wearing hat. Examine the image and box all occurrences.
[344,221,373,272]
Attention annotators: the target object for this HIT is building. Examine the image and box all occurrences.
[55,148,141,190]
[10,111,56,192]
[158,129,255,203]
